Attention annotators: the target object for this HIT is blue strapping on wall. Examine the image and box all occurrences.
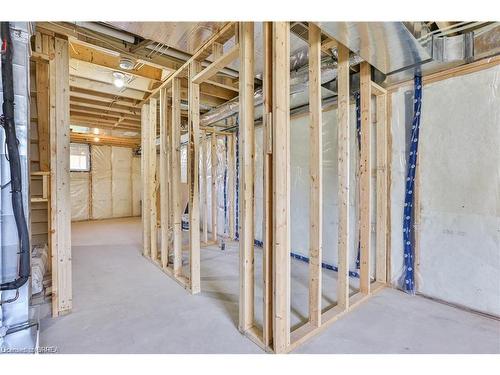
[253,240,360,279]
[355,92,361,270]
[223,134,228,235]
[402,75,423,294]
[235,116,240,240]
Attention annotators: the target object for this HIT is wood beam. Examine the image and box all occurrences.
[160,88,170,269]
[211,132,218,242]
[262,21,273,349]
[35,60,50,171]
[375,90,388,283]
[308,23,322,328]
[171,78,183,276]
[141,102,151,258]
[238,22,255,334]
[227,133,235,240]
[70,132,140,147]
[192,45,239,85]
[359,61,372,294]
[272,21,291,354]
[188,61,201,294]
[50,36,72,317]
[138,22,236,106]
[201,131,209,243]
[149,98,158,262]
[337,42,350,310]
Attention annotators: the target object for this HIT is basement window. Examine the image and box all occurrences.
[70,143,90,172]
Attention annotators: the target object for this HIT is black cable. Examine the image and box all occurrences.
[0,22,30,291]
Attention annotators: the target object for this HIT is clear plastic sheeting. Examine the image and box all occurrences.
[132,155,141,216]
[112,147,132,217]
[0,22,34,351]
[91,145,113,219]
[70,172,90,221]
[403,65,498,315]
[31,244,48,295]
[70,145,139,221]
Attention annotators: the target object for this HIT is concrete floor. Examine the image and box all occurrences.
[39,217,500,353]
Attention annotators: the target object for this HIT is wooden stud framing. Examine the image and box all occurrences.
[227,133,236,240]
[201,131,209,243]
[160,88,170,269]
[35,60,50,172]
[188,61,201,294]
[375,91,388,283]
[262,21,274,348]
[171,78,183,277]
[191,45,239,85]
[211,132,218,242]
[149,98,158,262]
[337,42,350,311]
[141,102,151,258]
[359,61,372,295]
[308,23,323,328]
[272,21,291,353]
[50,36,72,316]
[238,22,255,333]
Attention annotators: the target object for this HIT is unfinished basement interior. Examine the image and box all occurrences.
[0,18,499,356]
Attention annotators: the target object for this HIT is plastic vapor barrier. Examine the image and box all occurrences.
[111,146,132,217]
[91,145,113,219]
[132,155,141,216]
[70,172,90,221]
[389,65,500,316]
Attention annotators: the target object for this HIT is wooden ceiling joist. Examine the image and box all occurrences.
[70,96,141,115]
[70,118,140,131]
[70,111,141,126]
[69,104,141,121]
[69,86,140,105]
[70,131,140,148]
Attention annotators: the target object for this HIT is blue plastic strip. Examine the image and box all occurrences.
[402,75,423,294]
[223,135,228,235]
[355,92,361,270]
[253,240,360,279]
[235,116,240,240]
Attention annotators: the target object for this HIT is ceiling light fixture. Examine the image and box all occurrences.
[112,71,125,88]
[119,57,135,70]
[93,137,100,142]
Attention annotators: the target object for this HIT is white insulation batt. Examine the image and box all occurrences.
[70,145,141,221]
[390,65,500,316]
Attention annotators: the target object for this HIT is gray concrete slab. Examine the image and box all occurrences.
[39,217,500,353]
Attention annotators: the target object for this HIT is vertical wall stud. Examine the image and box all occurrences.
[160,88,170,269]
[359,61,372,294]
[188,62,201,294]
[171,78,182,276]
[337,42,350,310]
[149,98,158,262]
[308,23,323,327]
[272,21,291,353]
[262,21,274,347]
[211,132,218,241]
[238,21,255,333]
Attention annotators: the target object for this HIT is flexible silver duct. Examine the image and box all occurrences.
[200,54,363,126]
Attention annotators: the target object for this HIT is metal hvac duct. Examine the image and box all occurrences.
[200,54,364,126]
